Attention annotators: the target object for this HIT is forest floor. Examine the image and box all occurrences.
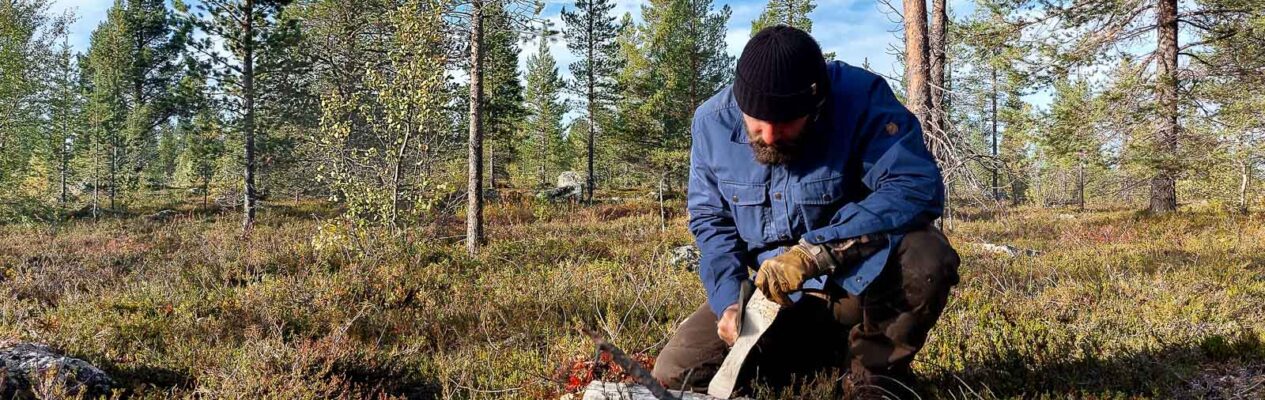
[1,194,1263,399]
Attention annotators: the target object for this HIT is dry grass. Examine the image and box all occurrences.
[0,197,1262,399]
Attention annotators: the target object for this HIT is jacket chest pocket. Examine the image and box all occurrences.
[794,176,845,231]
[718,180,770,244]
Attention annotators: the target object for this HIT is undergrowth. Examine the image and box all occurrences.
[0,198,1261,398]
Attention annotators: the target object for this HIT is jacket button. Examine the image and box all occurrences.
[822,194,831,201]
[815,234,824,241]
[731,195,739,202]
[773,192,783,200]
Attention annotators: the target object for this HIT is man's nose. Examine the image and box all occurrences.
[761,128,777,145]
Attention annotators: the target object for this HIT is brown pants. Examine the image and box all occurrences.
[651,228,960,395]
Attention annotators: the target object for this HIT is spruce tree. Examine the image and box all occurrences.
[562,0,621,200]
[523,27,567,188]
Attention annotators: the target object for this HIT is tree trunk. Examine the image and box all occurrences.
[60,126,69,205]
[658,172,666,231]
[109,143,117,210]
[1240,160,1251,214]
[391,125,412,228]
[586,48,596,203]
[540,125,548,188]
[93,135,100,219]
[903,0,931,135]
[928,0,947,157]
[991,54,999,201]
[242,0,258,231]
[466,0,486,255]
[1077,153,1086,211]
[1150,0,1179,213]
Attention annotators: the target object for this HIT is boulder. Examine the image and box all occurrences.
[0,341,114,399]
[975,242,1040,257]
[144,209,179,222]
[537,171,586,202]
[668,245,700,271]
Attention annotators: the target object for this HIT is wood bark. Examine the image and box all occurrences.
[242,0,258,231]
[467,0,486,255]
[1239,160,1251,214]
[928,0,947,149]
[391,125,412,228]
[903,0,930,135]
[1150,0,1179,213]
[585,8,597,203]
[991,54,999,200]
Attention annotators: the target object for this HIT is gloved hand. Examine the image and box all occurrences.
[755,235,889,307]
[755,244,823,306]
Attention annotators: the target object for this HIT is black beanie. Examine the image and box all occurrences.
[733,25,829,122]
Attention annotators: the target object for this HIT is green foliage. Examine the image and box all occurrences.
[483,1,527,189]
[521,29,570,188]
[750,0,815,34]
[0,0,54,200]
[608,0,732,186]
[312,0,452,228]
[562,0,623,197]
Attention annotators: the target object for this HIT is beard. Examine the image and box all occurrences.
[750,137,804,165]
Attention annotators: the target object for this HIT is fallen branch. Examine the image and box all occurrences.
[581,327,679,400]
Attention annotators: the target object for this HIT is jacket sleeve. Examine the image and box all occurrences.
[803,78,944,245]
[687,115,752,317]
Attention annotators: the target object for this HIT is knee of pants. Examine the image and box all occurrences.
[897,228,960,305]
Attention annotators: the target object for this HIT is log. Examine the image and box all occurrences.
[573,381,739,400]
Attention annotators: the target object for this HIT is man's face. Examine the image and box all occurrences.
[743,113,810,165]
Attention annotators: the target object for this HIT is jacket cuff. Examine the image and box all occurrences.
[706,278,742,318]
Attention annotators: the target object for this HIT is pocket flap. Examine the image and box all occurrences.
[719,181,767,206]
[794,176,844,205]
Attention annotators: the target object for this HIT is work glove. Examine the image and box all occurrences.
[755,243,824,306]
[755,235,889,307]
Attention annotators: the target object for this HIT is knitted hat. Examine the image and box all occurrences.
[733,25,829,122]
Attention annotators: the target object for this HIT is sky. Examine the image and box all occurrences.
[51,0,975,81]
[49,0,992,115]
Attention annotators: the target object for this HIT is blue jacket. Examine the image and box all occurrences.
[687,61,945,317]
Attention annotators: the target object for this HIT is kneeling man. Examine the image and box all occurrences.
[652,25,961,395]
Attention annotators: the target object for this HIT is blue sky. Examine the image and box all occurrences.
[51,0,1000,114]
[52,0,974,82]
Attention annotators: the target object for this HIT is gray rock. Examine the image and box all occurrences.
[145,209,179,222]
[557,171,584,189]
[975,242,1041,257]
[1,341,114,399]
[669,245,700,271]
[537,171,586,202]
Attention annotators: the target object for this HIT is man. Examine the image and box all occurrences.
[651,26,961,395]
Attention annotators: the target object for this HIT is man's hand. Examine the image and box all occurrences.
[716,303,741,346]
[755,245,823,306]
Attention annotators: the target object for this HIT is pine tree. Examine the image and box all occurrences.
[83,4,132,211]
[182,0,299,230]
[0,0,54,202]
[750,0,814,33]
[452,0,537,254]
[562,0,622,200]
[523,27,567,188]
[639,0,732,187]
[1042,76,1100,210]
[43,21,84,205]
[482,1,525,192]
